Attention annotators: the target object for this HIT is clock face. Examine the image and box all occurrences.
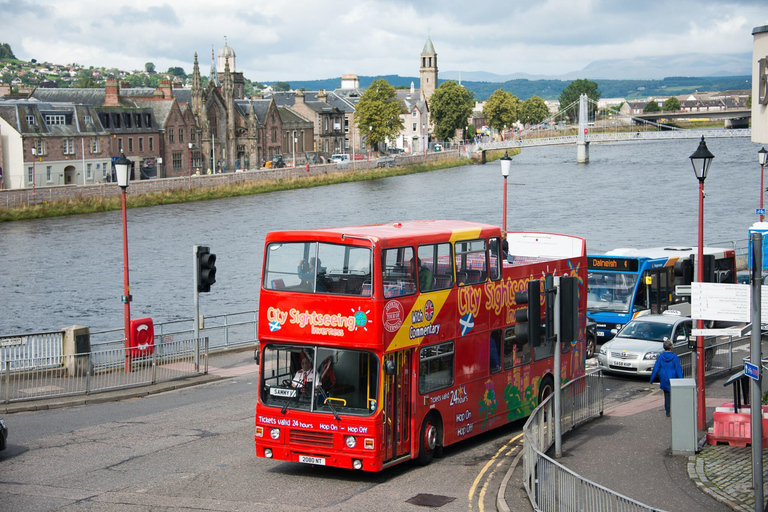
[760,57,768,106]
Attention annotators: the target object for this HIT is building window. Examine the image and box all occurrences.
[271,127,277,143]
[100,113,110,128]
[123,113,131,128]
[145,113,151,126]
[344,119,349,133]
[118,138,123,153]
[45,114,66,125]
[90,137,99,153]
[168,130,174,143]
[149,137,154,152]
[26,114,36,126]
[413,111,417,117]
[413,123,417,131]
[139,137,143,153]
[28,166,33,184]
[128,138,133,152]
[190,131,196,143]
[134,113,142,128]
[172,151,182,170]
[324,118,328,131]
[46,166,52,182]
[103,165,107,179]
[179,128,184,143]
[112,113,120,128]
[345,138,349,150]
[35,139,45,155]
[84,115,92,124]
[87,163,92,180]
[64,138,75,155]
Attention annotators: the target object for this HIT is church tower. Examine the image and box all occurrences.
[420,36,438,101]
[191,53,202,118]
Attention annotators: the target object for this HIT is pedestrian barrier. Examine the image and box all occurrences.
[523,371,666,512]
[0,336,208,403]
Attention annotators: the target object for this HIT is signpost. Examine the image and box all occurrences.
[744,361,760,381]
[757,208,766,216]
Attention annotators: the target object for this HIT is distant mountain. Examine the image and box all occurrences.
[441,53,753,82]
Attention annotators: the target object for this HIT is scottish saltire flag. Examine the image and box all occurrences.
[269,321,282,332]
[460,312,474,336]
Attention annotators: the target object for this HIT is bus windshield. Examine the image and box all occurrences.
[263,241,372,295]
[587,271,638,313]
[260,344,379,416]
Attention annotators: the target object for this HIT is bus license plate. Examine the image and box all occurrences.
[299,455,326,466]
[597,330,606,337]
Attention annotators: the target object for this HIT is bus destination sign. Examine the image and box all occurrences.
[588,257,638,272]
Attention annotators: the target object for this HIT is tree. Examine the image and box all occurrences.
[483,89,520,132]
[167,66,186,78]
[663,97,681,111]
[145,62,155,74]
[75,76,98,88]
[274,81,291,92]
[0,43,15,60]
[558,79,600,122]
[354,78,405,149]
[643,101,661,113]
[519,95,549,126]
[429,81,475,141]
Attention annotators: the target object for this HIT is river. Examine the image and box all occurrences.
[0,136,762,334]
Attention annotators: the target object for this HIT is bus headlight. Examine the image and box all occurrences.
[345,436,357,448]
[270,428,280,440]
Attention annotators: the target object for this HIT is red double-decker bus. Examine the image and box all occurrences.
[254,220,587,471]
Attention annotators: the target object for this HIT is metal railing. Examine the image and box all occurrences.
[0,331,64,371]
[0,337,208,403]
[678,334,752,379]
[90,310,259,351]
[523,371,667,512]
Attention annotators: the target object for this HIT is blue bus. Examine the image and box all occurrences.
[586,246,736,347]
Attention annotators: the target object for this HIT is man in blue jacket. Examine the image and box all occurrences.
[650,340,684,417]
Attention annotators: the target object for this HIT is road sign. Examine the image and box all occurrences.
[691,282,750,322]
[757,208,766,215]
[692,328,747,337]
[744,361,760,381]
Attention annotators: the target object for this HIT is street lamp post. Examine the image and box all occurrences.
[115,152,134,373]
[368,126,372,163]
[500,151,511,232]
[188,142,194,189]
[759,147,767,222]
[689,136,714,431]
[31,146,36,195]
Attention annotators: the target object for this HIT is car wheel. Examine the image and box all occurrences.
[416,413,440,466]
[585,334,596,359]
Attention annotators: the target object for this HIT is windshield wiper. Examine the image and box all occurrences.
[281,385,303,414]
[317,387,341,421]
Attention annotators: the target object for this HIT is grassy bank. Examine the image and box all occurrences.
[0,156,483,222]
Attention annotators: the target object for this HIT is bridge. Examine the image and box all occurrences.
[476,94,752,162]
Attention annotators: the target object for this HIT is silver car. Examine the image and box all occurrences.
[597,313,693,376]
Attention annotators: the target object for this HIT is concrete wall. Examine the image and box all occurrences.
[0,149,462,209]
[753,25,768,144]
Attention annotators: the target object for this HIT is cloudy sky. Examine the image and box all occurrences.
[1,0,766,82]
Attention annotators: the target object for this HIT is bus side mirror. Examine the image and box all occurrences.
[253,347,260,364]
[384,360,396,375]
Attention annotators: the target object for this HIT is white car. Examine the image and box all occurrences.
[597,312,707,376]
[330,154,350,163]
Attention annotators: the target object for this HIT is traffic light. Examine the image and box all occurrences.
[544,274,555,343]
[673,258,693,287]
[515,279,542,347]
[559,276,578,344]
[197,246,217,293]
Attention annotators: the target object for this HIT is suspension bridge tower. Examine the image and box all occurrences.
[577,93,590,163]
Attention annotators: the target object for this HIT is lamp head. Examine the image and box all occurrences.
[689,136,714,182]
[188,142,193,149]
[500,151,512,177]
[759,147,768,167]
[115,152,132,188]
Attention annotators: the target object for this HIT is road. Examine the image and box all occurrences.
[0,356,645,511]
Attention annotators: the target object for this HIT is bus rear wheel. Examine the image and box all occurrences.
[538,375,554,405]
[417,414,439,466]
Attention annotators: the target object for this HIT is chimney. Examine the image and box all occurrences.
[318,89,327,103]
[295,91,305,105]
[160,80,173,99]
[104,78,120,107]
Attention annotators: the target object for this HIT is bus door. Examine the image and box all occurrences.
[382,350,411,462]
[640,267,673,314]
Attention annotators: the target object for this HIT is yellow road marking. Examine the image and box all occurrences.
[468,432,524,510]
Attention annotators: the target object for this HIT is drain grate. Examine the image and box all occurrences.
[405,494,456,508]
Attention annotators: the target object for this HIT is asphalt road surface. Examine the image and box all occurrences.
[0,356,644,511]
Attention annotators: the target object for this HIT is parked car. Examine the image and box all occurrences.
[330,154,350,163]
[0,418,7,451]
[597,311,712,376]
[377,156,395,168]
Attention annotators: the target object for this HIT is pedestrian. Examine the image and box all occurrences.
[650,340,683,417]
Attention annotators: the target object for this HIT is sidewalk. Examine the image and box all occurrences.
[504,373,768,512]
[0,346,259,414]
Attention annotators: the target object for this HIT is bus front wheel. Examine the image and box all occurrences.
[417,414,439,466]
